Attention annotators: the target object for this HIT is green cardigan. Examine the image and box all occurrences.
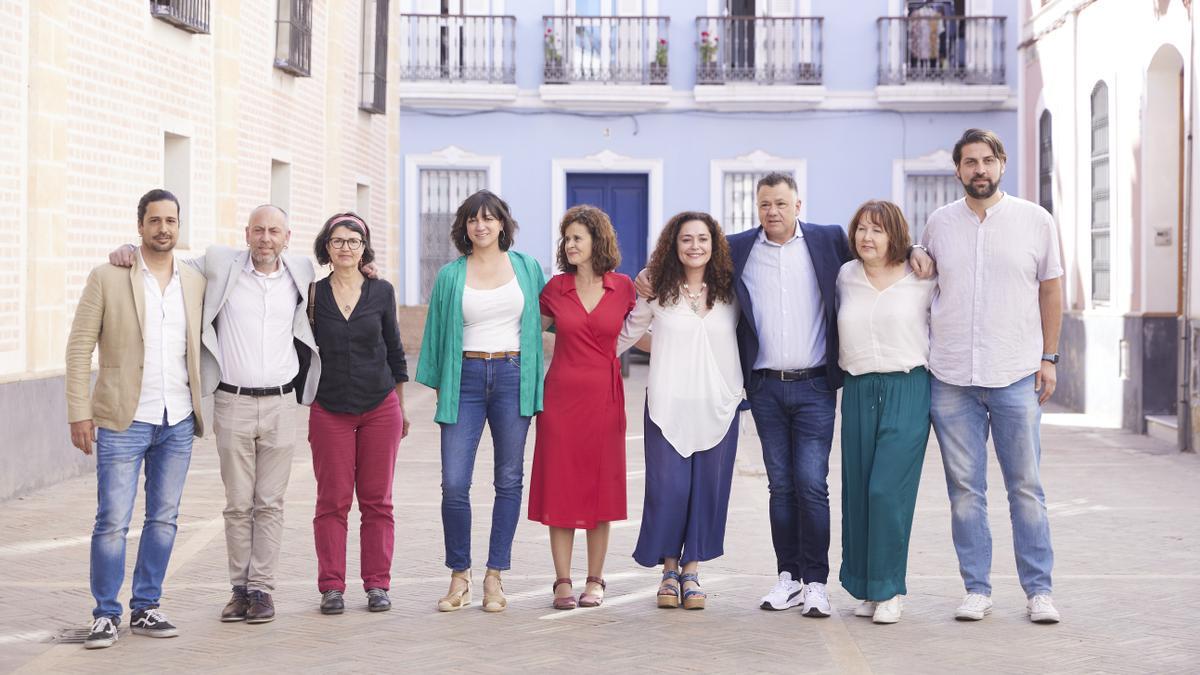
[415,250,547,424]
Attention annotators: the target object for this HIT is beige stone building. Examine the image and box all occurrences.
[2,0,403,498]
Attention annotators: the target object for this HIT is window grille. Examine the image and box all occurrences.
[276,0,313,77]
[419,169,487,302]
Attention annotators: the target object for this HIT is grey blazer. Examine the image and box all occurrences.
[187,245,321,405]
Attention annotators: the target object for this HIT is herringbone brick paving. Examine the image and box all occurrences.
[2,364,1197,673]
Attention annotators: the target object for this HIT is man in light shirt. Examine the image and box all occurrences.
[66,189,207,649]
[921,128,1064,624]
[111,205,320,624]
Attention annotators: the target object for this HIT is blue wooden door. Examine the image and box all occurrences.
[565,173,648,279]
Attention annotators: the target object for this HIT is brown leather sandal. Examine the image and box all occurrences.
[552,577,576,610]
[578,576,606,608]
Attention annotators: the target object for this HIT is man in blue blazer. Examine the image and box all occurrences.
[729,173,849,617]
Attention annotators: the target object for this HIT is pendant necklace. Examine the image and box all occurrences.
[682,282,706,313]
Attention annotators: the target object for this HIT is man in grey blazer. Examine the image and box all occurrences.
[113,205,319,623]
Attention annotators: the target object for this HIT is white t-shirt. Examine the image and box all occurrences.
[461,276,523,352]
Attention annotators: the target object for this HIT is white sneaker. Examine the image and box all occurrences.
[759,571,803,610]
[800,582,831,617]
[872,595,903,624]
[954,593,993,621]
[853,600,877,618]
[1027,594,1061,624]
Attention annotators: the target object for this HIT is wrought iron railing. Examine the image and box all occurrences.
[275,0,313,77]
[877,16,1005,85]
[360,0,389,113]
[542,15,670,85]
[694,16,823,85]
[398,14,516,83]
[149,0,209,34]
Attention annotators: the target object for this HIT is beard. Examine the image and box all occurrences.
[963,176,1000,199]
[143,236,176,252]
[251,249,280,267]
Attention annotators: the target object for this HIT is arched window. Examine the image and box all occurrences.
[1038,110,1053,215]
[1091,83,1110,304]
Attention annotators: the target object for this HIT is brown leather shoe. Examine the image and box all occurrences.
[245,591,275,624]
[220,586,249,622]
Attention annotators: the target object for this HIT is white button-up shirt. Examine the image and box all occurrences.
[741,224,826,370]
[216,256,301,388]
[134,251,192,426]
[921,194,1063,387]
[836,260,936,376]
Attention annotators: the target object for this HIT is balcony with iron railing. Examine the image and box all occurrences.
[150,0,210,34]
[877,15,1005,85]
[694,16,823,85]
[541,15,670,85]
[398,14,516,84]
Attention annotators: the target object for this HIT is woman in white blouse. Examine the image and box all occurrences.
[835,200,936,625]
[618,211,742,611]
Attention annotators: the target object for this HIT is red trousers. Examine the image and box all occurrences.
[308,391,403,592]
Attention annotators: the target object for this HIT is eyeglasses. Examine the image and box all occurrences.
[329,237,363,250]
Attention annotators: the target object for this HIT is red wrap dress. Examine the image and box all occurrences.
[528,272,636,529]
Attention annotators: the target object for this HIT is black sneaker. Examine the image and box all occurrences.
[366,588,391,612]
[84,615,119,650]
[320,589,345,615]
[130,607,179,638]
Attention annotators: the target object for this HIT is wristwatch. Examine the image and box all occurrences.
[1041,353,1060,364]
[907,244,929,260]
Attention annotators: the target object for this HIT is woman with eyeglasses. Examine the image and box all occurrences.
[308,212,409,616]
[416,190,546,613]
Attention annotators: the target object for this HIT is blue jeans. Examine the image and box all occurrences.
[930,375,1054,598]
[439,357,531,571]
[91,413,194,619]
[747,372,837,584]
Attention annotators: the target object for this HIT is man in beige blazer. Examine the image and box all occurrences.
[65,189,206,650]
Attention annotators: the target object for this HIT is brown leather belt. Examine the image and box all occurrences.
[463,351,520,360]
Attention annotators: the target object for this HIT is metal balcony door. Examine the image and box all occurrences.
[565,173,648,280]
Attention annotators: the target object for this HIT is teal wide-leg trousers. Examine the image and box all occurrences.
[838,367,931,601]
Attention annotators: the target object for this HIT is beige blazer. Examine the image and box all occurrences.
[65,259,207,436]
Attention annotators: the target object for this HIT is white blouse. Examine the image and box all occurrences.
[462,276,523,352]
[836,260,936,376]
[617,296,743,458]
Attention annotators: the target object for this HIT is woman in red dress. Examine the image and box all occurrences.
[529,205,636,610]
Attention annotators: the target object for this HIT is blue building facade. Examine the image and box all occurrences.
[397,0,1018,305]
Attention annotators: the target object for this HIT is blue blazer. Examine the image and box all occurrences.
[727,222,852,391]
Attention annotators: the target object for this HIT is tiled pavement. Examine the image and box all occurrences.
[2,364,1198,674]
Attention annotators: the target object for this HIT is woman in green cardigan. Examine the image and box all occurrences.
[416,190,546,614]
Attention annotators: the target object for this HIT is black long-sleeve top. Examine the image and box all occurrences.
[312,277,408,414]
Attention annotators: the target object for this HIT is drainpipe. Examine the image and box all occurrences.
[1180,9,1196,453]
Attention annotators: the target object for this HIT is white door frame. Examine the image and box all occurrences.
[403,145,501,305]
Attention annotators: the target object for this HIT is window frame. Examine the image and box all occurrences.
[1090,82,1111,305]
[275,0,314,77]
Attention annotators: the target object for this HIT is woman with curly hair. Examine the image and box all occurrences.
[529,205,636,610]
[617,211,742,610]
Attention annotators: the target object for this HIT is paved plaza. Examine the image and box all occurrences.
[2,364,1198,674]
